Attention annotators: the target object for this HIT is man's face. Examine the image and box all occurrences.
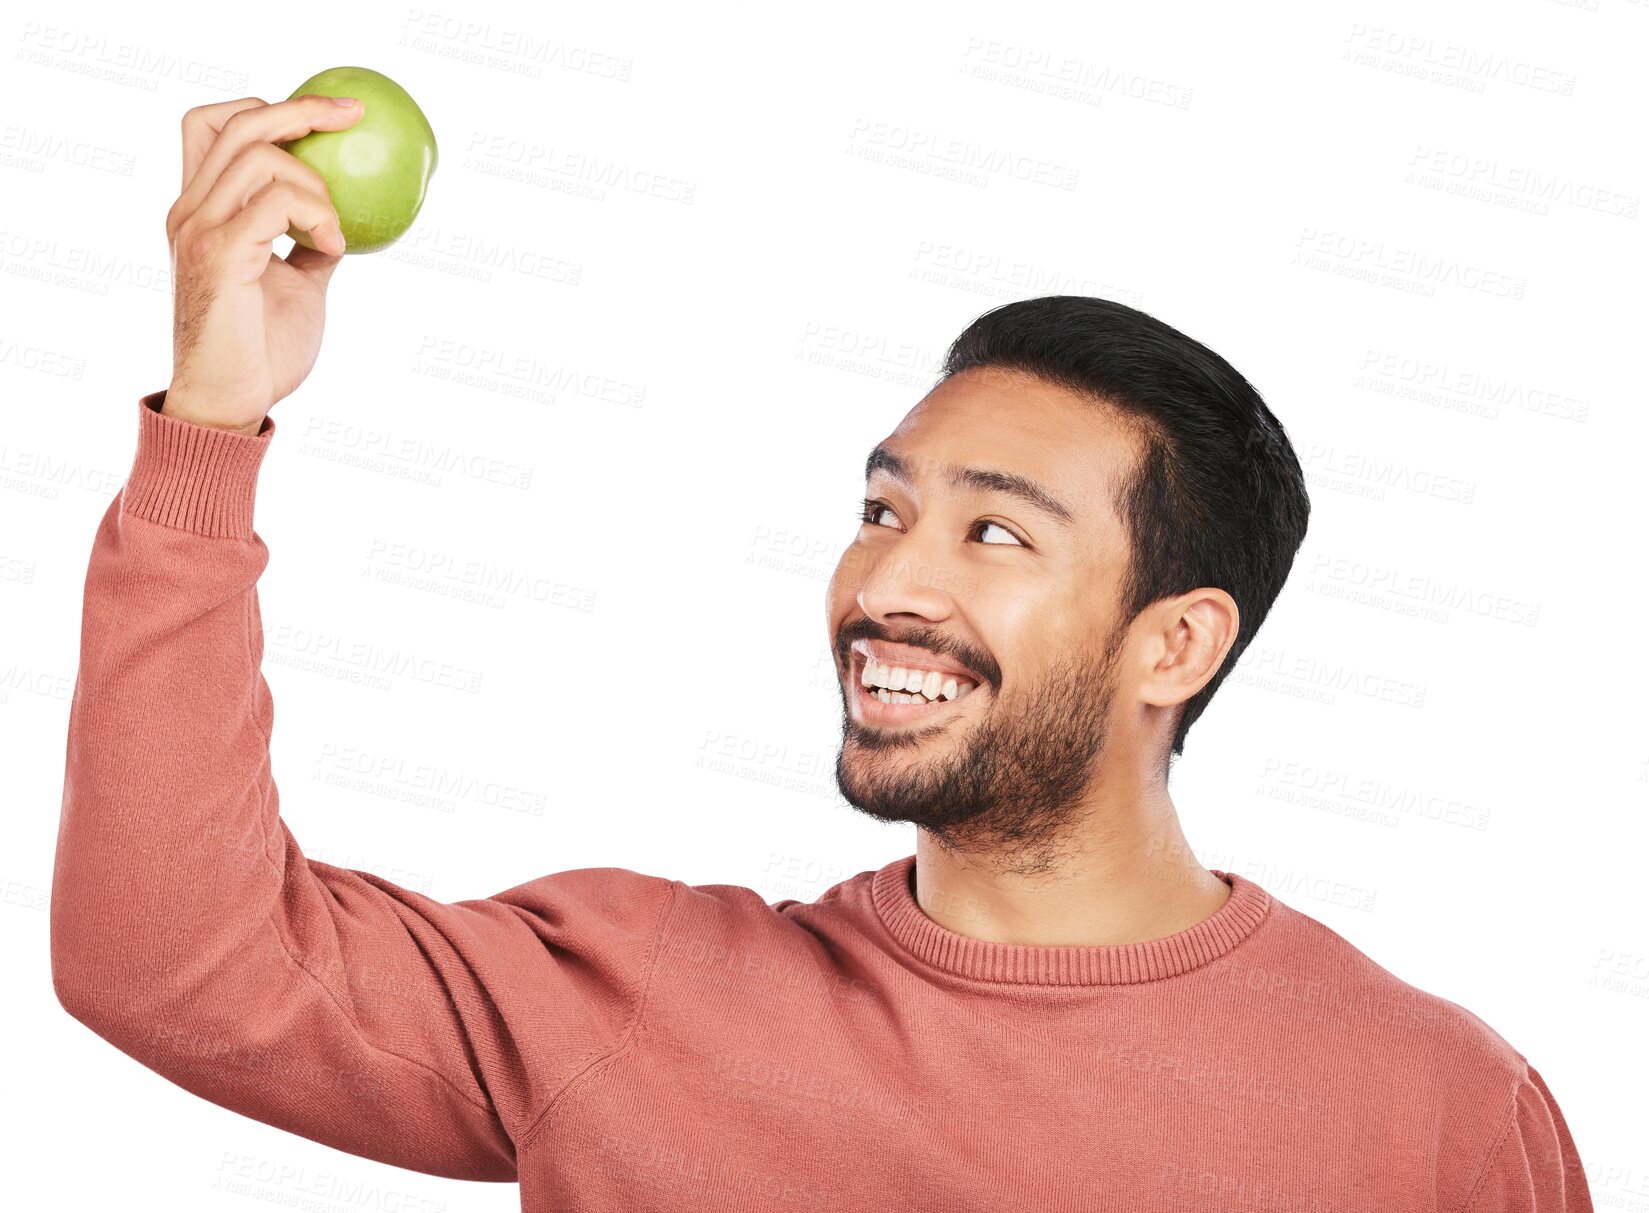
[825,366,1144,866]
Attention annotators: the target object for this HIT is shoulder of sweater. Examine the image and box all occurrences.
[480,865,680,934]
[478,862,880,929]
[1257,896,1562,1208]
[1254,897,1541,1201]
[1256,895,1530,1083]
[665,865,882,918]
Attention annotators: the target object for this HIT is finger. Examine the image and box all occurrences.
[284,242,344,284]
[219,179,344,257]
[180,96,267,193]
[176,94,362,226]
[188,141,336,234]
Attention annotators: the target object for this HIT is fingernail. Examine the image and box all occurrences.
[332,96,358,107]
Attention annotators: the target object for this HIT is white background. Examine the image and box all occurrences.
[4,0,1645,1207]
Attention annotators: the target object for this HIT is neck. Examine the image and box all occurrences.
[911,783,1229,948]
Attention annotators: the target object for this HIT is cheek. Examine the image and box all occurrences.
[977,581,1088,669]
[974,557,1067,622]
[968,584,1039,677]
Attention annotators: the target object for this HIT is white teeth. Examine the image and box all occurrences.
[861,655,978,703]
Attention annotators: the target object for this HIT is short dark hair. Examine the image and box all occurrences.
[938,295,1310,764]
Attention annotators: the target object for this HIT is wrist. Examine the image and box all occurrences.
[161,387,269,437]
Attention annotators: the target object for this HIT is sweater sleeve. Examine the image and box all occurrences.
[1462,1063,1594,1212]
[51,389,678,1182]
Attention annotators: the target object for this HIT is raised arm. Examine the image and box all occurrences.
[50,391,675,1179]
[49,94,677,1182]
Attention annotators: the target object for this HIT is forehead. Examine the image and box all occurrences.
[872,366,1142,526]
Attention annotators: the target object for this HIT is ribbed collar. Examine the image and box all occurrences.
[870,853,1271,986]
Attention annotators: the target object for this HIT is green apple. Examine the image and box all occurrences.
[277,66,437,254]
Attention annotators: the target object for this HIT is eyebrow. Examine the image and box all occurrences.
[863,444,1075,526]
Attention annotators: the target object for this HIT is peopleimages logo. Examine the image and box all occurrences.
[1341,24,1578,96]
[846,117,1081,191]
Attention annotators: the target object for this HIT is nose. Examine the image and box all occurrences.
[854,532,958,627]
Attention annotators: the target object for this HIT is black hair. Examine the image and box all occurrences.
[938,295,1310,764]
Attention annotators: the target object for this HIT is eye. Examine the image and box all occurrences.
[858,497,898,528]
[973,520,1024,547]
[858,499,1028,548]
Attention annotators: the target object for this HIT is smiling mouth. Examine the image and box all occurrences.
[848,651,983,725]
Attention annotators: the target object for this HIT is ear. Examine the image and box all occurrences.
[1136,588,1240,708]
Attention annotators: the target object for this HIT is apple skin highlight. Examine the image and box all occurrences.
[278,66,437,254]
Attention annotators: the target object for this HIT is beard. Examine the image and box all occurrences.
[833,623,1127,879]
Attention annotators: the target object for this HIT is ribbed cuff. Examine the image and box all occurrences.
[122,389,276,539]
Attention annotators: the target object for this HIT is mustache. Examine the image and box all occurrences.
[835,616,1000,689]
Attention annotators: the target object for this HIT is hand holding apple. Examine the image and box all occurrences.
[162,94,363,434]
[277,66,438,254]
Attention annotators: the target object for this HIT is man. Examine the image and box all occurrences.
[53,95,1591,1210]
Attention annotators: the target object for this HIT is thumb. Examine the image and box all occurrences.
[286,242,345,284]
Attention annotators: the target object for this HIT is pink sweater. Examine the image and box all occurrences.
[52,389,1593,1212]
